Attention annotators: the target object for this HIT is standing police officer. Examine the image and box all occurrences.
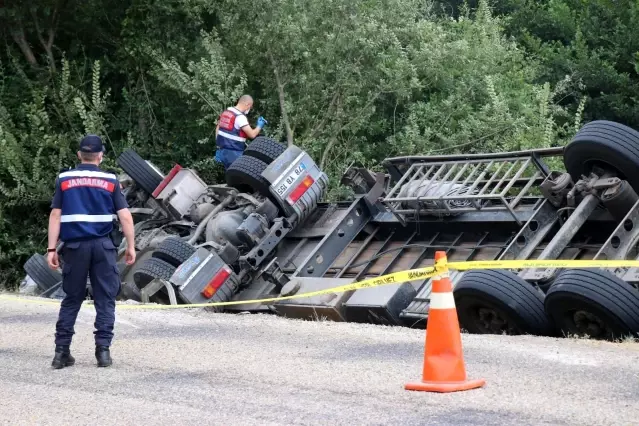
[46,134,136,369]
[214,94,268,169]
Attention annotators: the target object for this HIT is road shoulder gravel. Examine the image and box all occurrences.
[1,295,638,426]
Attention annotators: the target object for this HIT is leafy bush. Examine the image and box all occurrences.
[0,0,617,290]
[0,59,113,289]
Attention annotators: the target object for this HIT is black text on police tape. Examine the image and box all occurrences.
[360,276,397,288]
[407,270,434,280]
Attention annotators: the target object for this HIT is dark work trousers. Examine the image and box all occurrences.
[54,237,121,347]
[214,148,243,169]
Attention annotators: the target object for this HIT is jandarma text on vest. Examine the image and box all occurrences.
[61,178,116,192]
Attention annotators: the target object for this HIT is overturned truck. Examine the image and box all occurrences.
[23,121,639,340]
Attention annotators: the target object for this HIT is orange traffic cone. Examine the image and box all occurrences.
[404,251,486,393]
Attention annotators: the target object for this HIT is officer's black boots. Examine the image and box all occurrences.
[95,345,112,367]
[51,345,75,369]
[51,345,113,368]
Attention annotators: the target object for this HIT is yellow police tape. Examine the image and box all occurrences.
[2,258,639,310]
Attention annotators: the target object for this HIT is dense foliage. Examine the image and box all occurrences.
[0,0,633,288]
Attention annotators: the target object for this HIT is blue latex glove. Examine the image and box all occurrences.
[257,116,268,128]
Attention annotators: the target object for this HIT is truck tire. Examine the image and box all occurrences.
[564,120,639,192]
[453,269,554,336]
[152,237,196,268]
[244,137,286,164]
[116,149,164,195]
[544,268,639,340]
[133,257,176,288]
[23,254,62,293]
[225,155,272,196]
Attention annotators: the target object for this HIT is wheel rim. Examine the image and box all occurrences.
[569,309,612,339]
[469,305,521,335]
[580,158,621,179]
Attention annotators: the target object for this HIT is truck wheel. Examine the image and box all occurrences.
[225,155,272,196]
[152,236,196,268]
[564,120,639,192]
[244,137,286,164]
[116,149,164,195]
[544,268,639,340]
[133,257,176,288]
[453,269,554,336]
[23,254,62,293]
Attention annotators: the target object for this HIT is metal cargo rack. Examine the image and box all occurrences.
[381,148,563,226]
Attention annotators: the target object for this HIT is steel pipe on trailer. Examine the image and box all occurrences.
[292,197,373,278]
[518,193,600,282]
[537,194,600,260]
[383,147,564,166]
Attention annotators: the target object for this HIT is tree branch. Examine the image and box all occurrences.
[31,2,60,73]
[269,52,294,146]
[31,8,46,47]
[320,136,340,171]
[320,89,389,169]
[308,91,339,140]
[427,125,515,154]
[337,90,384,133]
[49,1,60,49]
[320,96,342,169]
[9,24,38,66]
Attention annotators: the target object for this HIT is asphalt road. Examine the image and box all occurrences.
[1,295,638,426]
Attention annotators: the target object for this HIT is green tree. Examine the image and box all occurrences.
[0,0,598,289]
[463,0,639,129]
[390,1,585,158]
[169,0,422,184]
[0,58,112,288]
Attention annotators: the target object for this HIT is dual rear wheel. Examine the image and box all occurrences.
[225,136,288,213]
[453,268,639,340]
[455,121,639,340]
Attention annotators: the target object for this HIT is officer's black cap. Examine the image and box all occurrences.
[79,134,105,153]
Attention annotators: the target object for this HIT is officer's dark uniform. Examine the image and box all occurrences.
[51,135,128,368]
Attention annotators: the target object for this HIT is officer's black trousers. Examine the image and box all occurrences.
[54,236,120,347]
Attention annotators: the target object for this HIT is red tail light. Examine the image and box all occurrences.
[287,175,315,205]
[201,265,232,299]
[152,164,182,198]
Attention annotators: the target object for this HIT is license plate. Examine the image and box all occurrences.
[176,253,212,290]
[274,162,307,197]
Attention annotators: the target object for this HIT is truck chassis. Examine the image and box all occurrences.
[22,121,639,341]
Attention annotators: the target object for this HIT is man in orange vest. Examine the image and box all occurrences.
[214,95,267,169]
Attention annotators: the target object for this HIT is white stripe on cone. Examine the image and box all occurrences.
[430,292,457,310]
